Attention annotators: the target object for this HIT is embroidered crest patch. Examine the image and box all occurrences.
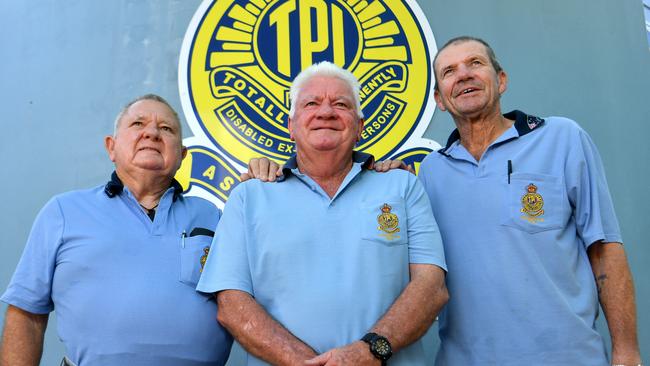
[520,183,544,223]
[377,203,400,240]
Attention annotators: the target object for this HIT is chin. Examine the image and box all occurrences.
[134,160,167,171]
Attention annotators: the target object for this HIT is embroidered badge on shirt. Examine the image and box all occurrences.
[521,183,545,223]
[200,247,210,272]
[377,203,401,240]
[527,116,543,130]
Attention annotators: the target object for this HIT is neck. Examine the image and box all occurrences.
[296,150,354,198]
[454,108,513,161]
[115,169,172,208]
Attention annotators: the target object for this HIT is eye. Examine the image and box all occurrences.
[131,121,143,127]
[442,68,453,77]
[160,125,173,132]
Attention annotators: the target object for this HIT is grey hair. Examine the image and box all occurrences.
[113,94,181,136]
[289,61,363,119]
[433,36,503,91]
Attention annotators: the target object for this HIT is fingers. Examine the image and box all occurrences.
[405,164,415,174]
[246,157,274,182]
[373,160,391,172]
[258,158,271,181]
[389,159,415,174]
[239,172,252,182]
[246,157,261,181]
[388,159,405,170]
[373,159,413,174]
[266,161,282,182]
[305,352,330,365]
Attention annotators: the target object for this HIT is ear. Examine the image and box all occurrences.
[181,145,188,159]
[288,118,295,141]
[434,89,447,111]
[357,118,364,142]
[104,136,116,162]
[498,70,508,95]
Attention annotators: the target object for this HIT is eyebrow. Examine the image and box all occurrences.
[439,54,487,71]
[300,94,353,100]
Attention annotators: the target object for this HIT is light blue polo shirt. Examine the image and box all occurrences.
[419,110,621,366]
[1,173,232,366]
[197,152,446,366]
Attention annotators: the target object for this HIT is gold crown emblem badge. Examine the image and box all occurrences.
[521,183,545,222]
[377,203,400,240]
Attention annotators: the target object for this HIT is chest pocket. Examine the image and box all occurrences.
[359,199,408,246]
[179,235,213,287]
[501,173,570,234]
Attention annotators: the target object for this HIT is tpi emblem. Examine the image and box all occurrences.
[377,203,400,240]
[521,183,545,223]
[177,0,440,207]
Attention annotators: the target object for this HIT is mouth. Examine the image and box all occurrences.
[138,147,160,153]
[457,87,479,97]
[312,126,339,131]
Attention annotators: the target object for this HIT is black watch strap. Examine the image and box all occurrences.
[361,332,392,365]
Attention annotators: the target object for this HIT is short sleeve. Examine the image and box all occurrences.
[196,185,254,296]
[566,128,622,247]
[1,197,65,314]
[405,174,447,271]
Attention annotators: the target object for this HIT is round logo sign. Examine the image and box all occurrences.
[178,0,439,206]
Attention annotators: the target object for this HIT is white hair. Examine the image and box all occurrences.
[113,94,181,136]
[288,61,363,119]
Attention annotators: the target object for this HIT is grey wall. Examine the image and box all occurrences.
[1,1,648,365]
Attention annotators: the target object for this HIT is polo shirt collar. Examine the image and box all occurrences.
[278,151,375,182]
[438,110,545,156]
[104,171,184,201]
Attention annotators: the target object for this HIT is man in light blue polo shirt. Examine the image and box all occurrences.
[0,94,280,366]
[197,61,448,366]
[419,36,641,365]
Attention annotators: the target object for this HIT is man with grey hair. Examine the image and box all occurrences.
[197,61,448,366]
[419,36,641,365]
[0,94,280,365]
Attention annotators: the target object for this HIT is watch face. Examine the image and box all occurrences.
[373,338,392,358]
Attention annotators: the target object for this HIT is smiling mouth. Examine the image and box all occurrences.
[458,87,479,96]
[312,127,339,131]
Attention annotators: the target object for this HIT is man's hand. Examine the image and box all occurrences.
[241,157,283,182]
[371,159,414,174]
[304,341,379,366]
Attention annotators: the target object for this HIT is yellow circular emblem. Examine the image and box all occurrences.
[178,0,439,205]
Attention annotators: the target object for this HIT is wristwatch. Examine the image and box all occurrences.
[361,332,392,365]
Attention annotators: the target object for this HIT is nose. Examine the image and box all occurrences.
[142,122,161,140]
[455,64,473,81]
[316,102,336,119]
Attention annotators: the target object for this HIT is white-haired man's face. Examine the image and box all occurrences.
[288,76,363,154]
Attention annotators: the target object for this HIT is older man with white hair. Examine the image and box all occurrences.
[0,94,282,366]
[197,61,448,366]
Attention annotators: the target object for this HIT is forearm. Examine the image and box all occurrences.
[588,242,641,364]
[371,264,448,352]
[0,305,48,366]
[217,290,317,365]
